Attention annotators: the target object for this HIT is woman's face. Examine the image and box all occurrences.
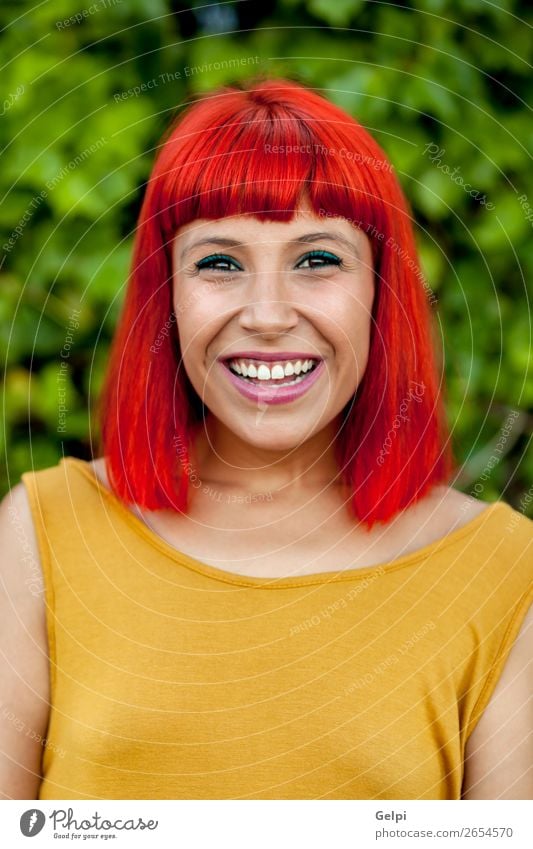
[171,205,375,451]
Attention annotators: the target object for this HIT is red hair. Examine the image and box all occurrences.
[97,77,454,527]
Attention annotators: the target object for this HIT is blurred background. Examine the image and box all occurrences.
[1,0,531,512]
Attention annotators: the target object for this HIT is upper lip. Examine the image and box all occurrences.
[220,351,322,362]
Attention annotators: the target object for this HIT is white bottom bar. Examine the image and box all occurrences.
[1,800,532,849]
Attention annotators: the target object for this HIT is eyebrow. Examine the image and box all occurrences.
[180,231,362,262]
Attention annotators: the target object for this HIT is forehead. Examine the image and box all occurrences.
[173,206,369,253]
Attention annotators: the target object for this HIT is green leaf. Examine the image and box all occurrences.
[308,0,364,27]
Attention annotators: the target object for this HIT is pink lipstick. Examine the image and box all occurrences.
[218,359,325,405]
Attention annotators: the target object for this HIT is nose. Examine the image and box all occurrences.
[237,270,299,336]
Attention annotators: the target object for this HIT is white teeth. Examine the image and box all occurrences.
[226,357,320,381]
[257,364,271,380]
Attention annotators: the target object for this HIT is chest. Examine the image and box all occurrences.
[42,575,462,799]
[137,496,395,577]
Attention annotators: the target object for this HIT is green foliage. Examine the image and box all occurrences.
[1,0,532,513]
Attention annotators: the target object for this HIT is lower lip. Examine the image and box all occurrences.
[218,360,325,405]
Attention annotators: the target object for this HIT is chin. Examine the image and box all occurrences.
[225,419,319,452]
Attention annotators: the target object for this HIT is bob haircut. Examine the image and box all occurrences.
[97,77,454,528]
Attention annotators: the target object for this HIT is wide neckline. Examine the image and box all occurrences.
[61,456,508,589]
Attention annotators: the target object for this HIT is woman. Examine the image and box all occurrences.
[1,78,531,801]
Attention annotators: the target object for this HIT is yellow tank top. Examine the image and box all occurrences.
[21,457,533,800]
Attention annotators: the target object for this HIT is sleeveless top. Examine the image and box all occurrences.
[21,456,533,800]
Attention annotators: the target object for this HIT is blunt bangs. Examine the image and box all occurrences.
[153,81,394,259]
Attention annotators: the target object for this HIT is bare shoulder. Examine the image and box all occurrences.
[421,484,491,526]
[0,480,46,601]
[0,481,50,799]
[90,456,108,484]
[405,483,531,796]
[384,485,493,554]
[462,602,533,799]
[414,484,491,529]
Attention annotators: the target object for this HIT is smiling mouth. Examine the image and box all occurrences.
[223,357,321,387]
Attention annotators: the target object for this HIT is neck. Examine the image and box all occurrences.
[190,414,345,496]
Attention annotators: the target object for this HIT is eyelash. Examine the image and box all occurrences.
[194,250,342,273]
[296,250,342,269]
[195,253,242,272]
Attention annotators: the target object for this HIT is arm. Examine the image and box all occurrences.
[0,482,50,799]
[462,603,533,799]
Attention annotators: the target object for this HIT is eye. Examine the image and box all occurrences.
[296,250,342,269]
[195,253,243,272]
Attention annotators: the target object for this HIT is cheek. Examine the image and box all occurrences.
[315,288,374,354]
[174,313,210,401]
[174,295,227,373]
[175,309,205,367]
[340,276,375,348]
